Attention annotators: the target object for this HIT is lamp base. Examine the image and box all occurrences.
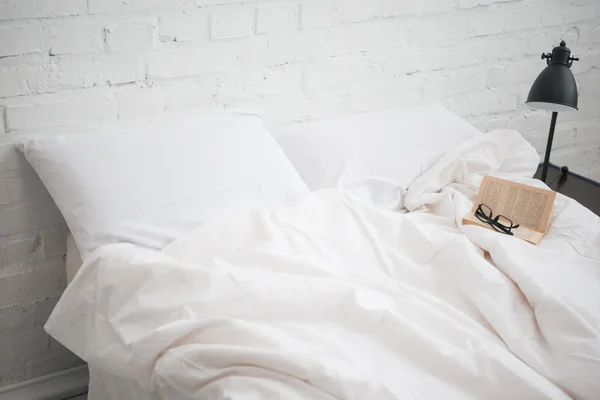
[536,164,569,188]
[553,166,569,189]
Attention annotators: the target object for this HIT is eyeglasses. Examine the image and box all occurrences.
[475,203,520,236]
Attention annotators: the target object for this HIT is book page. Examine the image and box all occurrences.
[463,212,545,246]
[472,176,556,234]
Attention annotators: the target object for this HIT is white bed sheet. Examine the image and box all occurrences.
[48,130,600,399]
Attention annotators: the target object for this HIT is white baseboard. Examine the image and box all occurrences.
[0,365,89,400]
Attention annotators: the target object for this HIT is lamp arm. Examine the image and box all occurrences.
[541,112,559,183]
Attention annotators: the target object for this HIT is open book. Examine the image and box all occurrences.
[462,176,556,246]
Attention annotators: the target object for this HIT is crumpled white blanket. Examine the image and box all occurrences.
[46,130,600,399]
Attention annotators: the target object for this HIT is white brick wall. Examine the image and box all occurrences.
[210,5,256,39]
[0,0,84,20]
[0,0,599,388]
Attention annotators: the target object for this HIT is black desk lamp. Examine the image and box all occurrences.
[526,40,579,182]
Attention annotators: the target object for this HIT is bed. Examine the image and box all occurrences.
[20,105,600,399]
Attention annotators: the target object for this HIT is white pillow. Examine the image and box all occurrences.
[273,104,481,209]
[22,114,309,259]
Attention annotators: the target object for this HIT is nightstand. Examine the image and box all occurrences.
[534,163,600,216]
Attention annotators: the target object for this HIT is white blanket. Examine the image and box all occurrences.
[46,131,600,399]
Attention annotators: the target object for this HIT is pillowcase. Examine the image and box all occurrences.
[21,114,309,259]
[272,104,481,209]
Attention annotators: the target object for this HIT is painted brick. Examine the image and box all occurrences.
[574,120,600,146]
[117,87,166,118]
[458,0,515,9]
[527,126,578,154]
[468,8,541,37]
[105,21,155,51]
[556,27,581,47]
[160,12,209,42]
[256,3,300,34]
[301,2,342,29]
[0,0,84,20]
[581,24,600,44]
[442,92,518,117]
[543,3,600,26]
[471,116,511,133]
[410,45,476,73]
[590,166,600,182]
[33,297,60,327]
[341,1,384,23]
[3,232,43,269]
[349,80,425,113]
[573,53,600,76]
[0,304,35,336]
[0,266,66,309]
[0,330,49,364]
[251,93,351,126]
[552,146,600,168]
[0,180,9,206]
[234,33,329,68]
[196,0,260,5]
[0,143,21,178]
[320,20,409,56]
[217,65,303,103]
[0,67,30,98]
[383,0,455,17]
[302,54,385,95]
[0,204,62,237]
[508,112,555,133]
[28,345,83,377]
[210,5,256,40]
[88,0,188,14]
[407,15,470,46]
[0,362,29,387]
[365,46,421,77]
[558,91,599,124]
[5,96,118,131]
[160,77,218,110]
[486,59,543,88]
[6,172,54,206]
[422,68,489,97]
[48,23,104,55]
[43,228,68,259]
[0,26,45,58]
[0,253,65,281]
[147,42,237,79]
[38,53,144,93]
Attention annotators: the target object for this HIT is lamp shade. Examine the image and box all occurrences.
[526,41,578,112]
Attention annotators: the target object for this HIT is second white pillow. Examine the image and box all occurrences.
[273,104,481,209]
[22,114,310,259]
